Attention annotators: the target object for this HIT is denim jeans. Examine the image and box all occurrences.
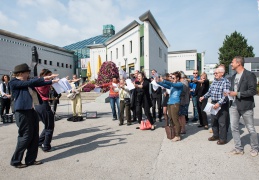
[230,106,259,151]
[110,97,120,119]
[192,96,198,120]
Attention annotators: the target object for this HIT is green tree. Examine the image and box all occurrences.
[218,31,254,73]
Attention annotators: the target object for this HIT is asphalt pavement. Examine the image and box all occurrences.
[0,97,259,180]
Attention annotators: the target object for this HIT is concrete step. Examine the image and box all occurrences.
[60,92,103,101]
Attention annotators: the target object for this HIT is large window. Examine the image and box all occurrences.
[122,45,125,56]
[140,37,144,56]
[116,48,118,59]
[129,41,132,53]
[251,63,259,72]
[186,60,195,70]
[110,51,112,61]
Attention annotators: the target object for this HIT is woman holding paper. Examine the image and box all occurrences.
[194,72,210,129]
[157,71,183,142]
[35,69,57,152]
[98,76,120,120]
[134,72,155,130]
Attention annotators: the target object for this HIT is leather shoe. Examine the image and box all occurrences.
[208,136,219,141]
[217,140,226,145]
[14,163,27,168]
[27,161,43,166]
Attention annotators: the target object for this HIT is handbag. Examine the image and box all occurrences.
[124,98,130,105]
[165,126,175,139]
[140,119,152,130]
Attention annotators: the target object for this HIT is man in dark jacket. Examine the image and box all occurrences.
[228,56,259,157]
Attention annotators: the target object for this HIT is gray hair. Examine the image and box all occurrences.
[234,56,244,66]
[217,67,225,73]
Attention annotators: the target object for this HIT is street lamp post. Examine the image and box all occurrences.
[124,57,127,73]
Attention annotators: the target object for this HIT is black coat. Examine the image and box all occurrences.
[230,69,257,111]
[135,80,152,109]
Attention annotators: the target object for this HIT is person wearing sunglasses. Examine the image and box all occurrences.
[189,70,200,122]
[157,71,183,142]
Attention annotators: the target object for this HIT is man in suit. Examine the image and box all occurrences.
[151,69,162,122]
[227,56,258,156]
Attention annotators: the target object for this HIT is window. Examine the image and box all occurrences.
[66,64,68,68]
[129,41,132,53]
[140,37,144,56]
[57,62,60,67]
[70,65,72,69]
[122,45,125,56]
[159,48,162,58]
[186,60,195,70]
[49,61,52,65]
[61,63,64,67]
[251,63,259,72]
[164,53,166,62]
[39,59,41,64]
[110,51,112,61]
[116,48,118,59]
[44,60,47,65]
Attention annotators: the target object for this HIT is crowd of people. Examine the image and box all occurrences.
[1,55,258,168]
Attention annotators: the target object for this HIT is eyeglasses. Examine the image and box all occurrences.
[193,73,198,74]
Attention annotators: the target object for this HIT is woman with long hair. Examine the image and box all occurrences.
[0,75,11,121]
[134,72,155,130]
[194,72,210,129]
[35,69,56,152]
[157,71,183,142]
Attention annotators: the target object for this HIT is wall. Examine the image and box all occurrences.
[0,35,74,78]
[143,21,168,78]
[106,26,140,76]
[89,47,107,80]
[168,52,197,76]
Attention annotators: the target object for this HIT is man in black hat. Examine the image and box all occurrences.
[9,63,58,168]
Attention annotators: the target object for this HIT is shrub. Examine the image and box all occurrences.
[83,83,95,92]
[96,61,119,92]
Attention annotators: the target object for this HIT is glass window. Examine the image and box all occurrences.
[186,60,195,70]
[110,51,112,61]
[116,48,118,59]
[122,45,125,56]
[251,63,259,72]
[61,63,64,67]
[39,59,41,64]
[57,62,60,67]
[140,37,144,56]
[44,60,47,65]
[49,61,52,66]
[129,41,132,53]
[66,64,68,68]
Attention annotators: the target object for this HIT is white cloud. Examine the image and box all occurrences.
[0,11,18,28]
[36,17,80,45]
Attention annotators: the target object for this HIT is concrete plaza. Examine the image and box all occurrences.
[0,96,259,180]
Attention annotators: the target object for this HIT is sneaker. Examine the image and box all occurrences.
[172,136,181,142]
[229,149,244,155]
[250,149,258,157]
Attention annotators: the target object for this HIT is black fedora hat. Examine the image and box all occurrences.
[13,63,31,73]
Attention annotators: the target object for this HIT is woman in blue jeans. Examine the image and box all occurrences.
[99,76,120,120]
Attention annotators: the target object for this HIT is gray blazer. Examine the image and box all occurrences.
[230,69,257,111]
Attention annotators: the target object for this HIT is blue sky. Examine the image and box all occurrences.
[0,0,259,63]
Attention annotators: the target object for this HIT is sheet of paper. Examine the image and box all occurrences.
[166,88,170,94]
[151,80,159,91]
[203,102,213,113]
[126,79,135,90]
[52,78,72,94]
[203,102,221,115]
[112,83,118,88]
[93,87,101,93]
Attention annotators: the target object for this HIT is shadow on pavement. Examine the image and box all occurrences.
[41,127,131,163]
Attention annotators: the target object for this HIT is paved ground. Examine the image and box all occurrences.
[1,97,259,180]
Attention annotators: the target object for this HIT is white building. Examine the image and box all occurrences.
[168,50,205,78]
[0,29,74,78]
[203,63,217,81]
[88,10,170,79]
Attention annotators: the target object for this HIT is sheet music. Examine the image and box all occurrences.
[93,87,101,93]
[126,79,135,90]
[52,78,72,94]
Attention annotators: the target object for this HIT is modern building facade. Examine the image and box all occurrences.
[203,63,217,81]
[168,50,205,78]
[0,29,74,78]
[65,10,170,80]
